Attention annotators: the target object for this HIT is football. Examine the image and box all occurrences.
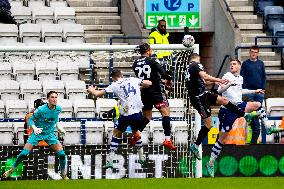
[182,35,195,48]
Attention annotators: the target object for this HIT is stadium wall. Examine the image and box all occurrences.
[213,0,241,77]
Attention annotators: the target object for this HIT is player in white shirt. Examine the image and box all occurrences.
[206,59,277,177]
[87,70,152,169]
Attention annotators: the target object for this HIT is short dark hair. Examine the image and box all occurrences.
[34,99,45,109]
[230,58,241,65]
[158,19,166,25]
[47,91,58,99]
[111,69,122,79]
[250,45,259,52]
[189,53,200,61]
[135,43,151,55]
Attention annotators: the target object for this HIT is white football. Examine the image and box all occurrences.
[182,35,195,48]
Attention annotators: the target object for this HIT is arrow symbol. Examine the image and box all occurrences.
[188,15,198,26]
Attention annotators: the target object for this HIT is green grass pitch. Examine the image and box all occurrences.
[0,178,283,189]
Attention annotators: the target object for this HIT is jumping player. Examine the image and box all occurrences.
[3,91,68,179]
[184,53,246,160]
[87,70,152,169]
[206,59,281,177]
[132,43,176,150]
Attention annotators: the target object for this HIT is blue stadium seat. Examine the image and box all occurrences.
[264,6,284,32]
[273,23,284,45]
[255,0,276,15]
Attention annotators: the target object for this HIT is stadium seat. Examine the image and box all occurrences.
[35,59,57,81]
[104,121,114,144]
[28,0,46,8]
[32,7,54,24]
[10,0,25,7]
[57,99,73,118]
[28,42,50,61]
[58,61,79,81]
[42,80,65,99]
[0,80,20,101]
[0,62,12,80]
[73,99,95,118]
[71,49,90,69]
[151,121,164,145]
[54,7,76,24]
[64,80,86,101]
[5,100,27,118]
[63,24,85,44]
[0,24,18,45]
[13,62,35,81]
[58,122,82,145]
[19,24,41,44]
[264,6,284,32]
[172,121,188,145]
[95,98,117,118]
[13,122,25,145]
[266,98,284,116]
[49,0,68,7]
[41,24,63,44]
[255,0,275,15]
[5,43,28,64]
[273,23,284,45]
[0,100,4,118]
[168,98,185,118]
[20,80,42,103]
[85,121,105,144]
[0,122,14,145]
[11,6,32,23]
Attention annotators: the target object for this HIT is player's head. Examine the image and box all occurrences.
[249,45,259,60]
[136,43,152,56]
[189,53,200,63]
[47,91,58,106]
[111,69,123,81]
[34,99,45,109]
[229,58,241,74]
[157,19,167,34]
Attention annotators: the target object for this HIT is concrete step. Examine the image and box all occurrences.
[74,7,118,16]
[239,24,263,30]
[227,0,250,6]
[84,25,121,34]
[230,6,254,12]
[240,52,280,61]
[241,33,271,43]
[264,60,281,67]
[76,16,120,25]
[266,70,284,80]
[234,15,262,24]
[85,33,124,43]
[67,0,113,7]
[240,29,266,34]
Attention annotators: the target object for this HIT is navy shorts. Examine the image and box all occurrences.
[218,102,247,132]
[117,112,144,132]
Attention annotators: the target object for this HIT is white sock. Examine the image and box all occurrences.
[138,148,144,160]
[109,151,115,163]
[165,136,171,141]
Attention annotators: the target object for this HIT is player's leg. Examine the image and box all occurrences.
[216,96,245,117]
[3,143,33,178]
[48,133,68,180]
[207,108,236,177]
[104,115,129,169]
[131,112,146,165]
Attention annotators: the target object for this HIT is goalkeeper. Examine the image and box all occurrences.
[3,91,68,180]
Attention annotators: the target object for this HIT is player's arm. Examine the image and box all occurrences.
[199,71,228,84]
[28,109,42,135]
[87,86,106,97]
[140,80,152,88]
[153,60,172,87]
[242,89,265,95]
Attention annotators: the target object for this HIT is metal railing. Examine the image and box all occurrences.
[223,0,239,28]
[254,35,284,46]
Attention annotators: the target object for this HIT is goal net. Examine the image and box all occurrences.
[0,44,201,180]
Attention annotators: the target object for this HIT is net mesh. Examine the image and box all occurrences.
[0,46,200,180]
